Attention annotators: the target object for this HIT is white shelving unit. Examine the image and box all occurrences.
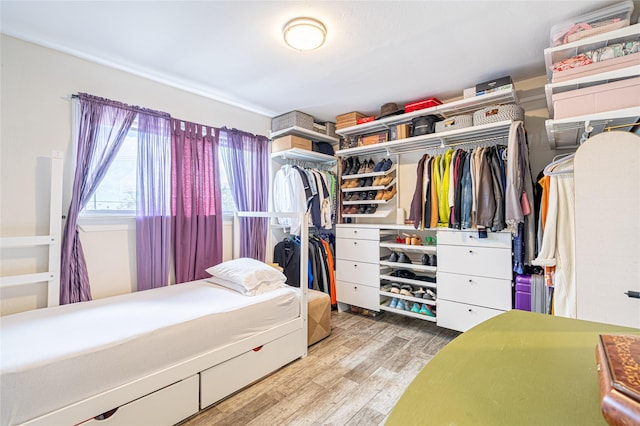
[270,126,340,145]
[543,24,640,149]
[271,147,336,165]
[336,120,514,157]
[335,88,518,137]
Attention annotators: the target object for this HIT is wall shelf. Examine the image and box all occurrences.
[335,120,514,157]
[270,126,340,145]
[545,107,640,149]
[271,148,336,164]
[335,88,518,137]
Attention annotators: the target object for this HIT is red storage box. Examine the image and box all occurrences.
[552,76,640,119]
[404,98,442,113]
[357,116,375,124]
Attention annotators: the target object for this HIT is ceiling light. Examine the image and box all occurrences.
[283,17,326,51]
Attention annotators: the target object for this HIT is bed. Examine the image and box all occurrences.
[386,310,640,426]
[1,211,310,426]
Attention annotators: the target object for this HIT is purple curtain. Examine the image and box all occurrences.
[136,111,172,291]
[60,93,136,304]
[219,128,269,260]
[171,119,223,283]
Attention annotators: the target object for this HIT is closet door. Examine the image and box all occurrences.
[574,131,640,328]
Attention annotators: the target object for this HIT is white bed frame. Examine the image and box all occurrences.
[0,151,63,308]
[2,190,309,424]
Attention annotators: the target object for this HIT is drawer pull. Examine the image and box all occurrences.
[354,286,358,290]
[353,241,358,245]
[253,345,264,352]
[94,408,119,420]
[468,250,474,254]
[468,308,473,313]
[353,264,358,268]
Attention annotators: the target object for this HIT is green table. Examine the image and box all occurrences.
[387,310,640,425]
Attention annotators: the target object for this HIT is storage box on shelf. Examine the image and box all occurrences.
[543,23,640,148]
[435,229,513,332]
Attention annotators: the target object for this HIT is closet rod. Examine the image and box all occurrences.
[605,122,640,131]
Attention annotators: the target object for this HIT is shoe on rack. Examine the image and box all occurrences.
[396,300,408,311]
[397,252,412,264]
[388,252,398,262]
[358,204,368,214]
[382,185,397,201]
[411,303,421,314]
[344,192,353,202]
[364,177,374,187]
[429,254,437,267]
[390,283,401,293]
[375,190,385,200]
[367,190,377,200]
[372,176,382,186]
[373,159,385,172]
[413,288,426,298]
[365,205,378,214]
[349,158,360,175]
[425,289,437,300]
[400,285,414,297]
[348,206,359,214]
[357,160,367,174]
[381,158,393,172]
[367,159,376,173]
[420,304,435,317]
[343,157,353,175]
[421,253,431,265]
[390,269,416,280]
[389,298,399,309]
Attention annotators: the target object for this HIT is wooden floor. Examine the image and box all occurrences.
[181,309,460,426]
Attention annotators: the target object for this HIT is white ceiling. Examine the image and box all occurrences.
[2,0,636,122]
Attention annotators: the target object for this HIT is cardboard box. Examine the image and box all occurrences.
[336,111,367,129]
[272,135,312,153]
[390,124,410,140]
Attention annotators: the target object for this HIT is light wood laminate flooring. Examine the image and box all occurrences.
[181,310,460,426]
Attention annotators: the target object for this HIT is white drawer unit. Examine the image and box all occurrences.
[336,226,380,241]
[336,225,381,312]
[335,281,380,311]
[336,238,381,263]
[335,259,379,287]
[436,230,513,332]
[200,329,302,408]
[437,271,511,311]
[83,375,199,426]
[436,229,511,249]
[436,299,505,332]
[437,245,512,280]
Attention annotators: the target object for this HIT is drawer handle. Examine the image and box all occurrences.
[468,279,474,284]
[94,408,119,420]
[354,286,358,291]
[468,250,474,254]
[353,241,358,246]
[353,264,358,268]
[253,345,264,352]
[468,308,473,313]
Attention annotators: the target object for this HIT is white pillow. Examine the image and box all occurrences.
[205,257,286,290]
[208,276,287,296]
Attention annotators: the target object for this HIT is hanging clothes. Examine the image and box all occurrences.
[532,159,576,318]
[273,165,307,235]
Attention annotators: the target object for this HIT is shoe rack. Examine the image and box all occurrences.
[340,156,399,219]
[378,226,439,322]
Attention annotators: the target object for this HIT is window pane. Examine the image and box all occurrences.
[218,159,237,213]
[83,126,137,213]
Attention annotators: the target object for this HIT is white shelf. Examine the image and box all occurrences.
[335,120,515,157]
[544,65,640,116]
[380,290,436,306]
[545,107,640,149]
[543,24,640,81]
[343,197,395,206]
[342,208,393,219]
[342,164,396,180]
[335,88,519,137]
[341,178,397,193]
[379,261,437,273]
[380,274,437,288]
[379,305,436,322]
[270,126,340,145]
[271,148,336,164]
[379,242,437,253]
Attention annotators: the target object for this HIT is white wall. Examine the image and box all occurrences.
[1,35,270,314]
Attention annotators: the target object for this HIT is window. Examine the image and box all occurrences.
[82,119,236,216]
[83,121,138,214]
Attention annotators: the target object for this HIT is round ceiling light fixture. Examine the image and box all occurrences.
[283,17,327,51]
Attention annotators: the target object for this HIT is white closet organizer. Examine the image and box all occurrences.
[0,151,63,308]
[334,90,520,327]
[543,24,640,149]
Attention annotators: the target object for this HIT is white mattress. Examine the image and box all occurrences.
[0,280,300,426]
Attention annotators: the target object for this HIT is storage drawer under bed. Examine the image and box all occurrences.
[200,329,303,408]
[82,375,199,426]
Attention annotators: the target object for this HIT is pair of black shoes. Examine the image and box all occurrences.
[421,253,437,266]
[358,177,374,187]
[344,157,360,175]
[389,252,412,264]
[373,158,393,172]
[358,204,377,214]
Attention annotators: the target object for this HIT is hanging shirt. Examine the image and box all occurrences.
[273,165,306,235]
